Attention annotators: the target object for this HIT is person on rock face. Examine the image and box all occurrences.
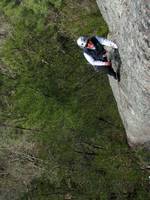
[77,36,119,80]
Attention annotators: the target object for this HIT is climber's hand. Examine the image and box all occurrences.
[107,61,112,67]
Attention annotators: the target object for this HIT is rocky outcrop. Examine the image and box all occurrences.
[96,0,150,147]
[0,12,10,74]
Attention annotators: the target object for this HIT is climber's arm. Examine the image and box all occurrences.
[83,52,110,66]
[95,36,118,49]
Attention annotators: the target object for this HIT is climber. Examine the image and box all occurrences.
[77,36,119,80]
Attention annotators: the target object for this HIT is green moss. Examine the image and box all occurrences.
[59,0,108,37]
[0,0,149,199]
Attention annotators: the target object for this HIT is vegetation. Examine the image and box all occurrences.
[0,0,149,199]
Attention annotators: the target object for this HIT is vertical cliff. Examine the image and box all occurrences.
[96,0,150,147]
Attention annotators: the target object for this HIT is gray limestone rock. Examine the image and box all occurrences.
[96,0,150,147]
[0,12,15,77]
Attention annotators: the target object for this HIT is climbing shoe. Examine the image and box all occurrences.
[116,70,120,82]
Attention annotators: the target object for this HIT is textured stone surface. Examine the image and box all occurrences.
[96,0,150,146]
[0,12,10,74]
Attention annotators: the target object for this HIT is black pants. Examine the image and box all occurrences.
[95,55,117,79]
[96,65,117,79]
[106,66,117,78]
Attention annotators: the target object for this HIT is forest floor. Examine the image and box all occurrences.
[0,0,149,199]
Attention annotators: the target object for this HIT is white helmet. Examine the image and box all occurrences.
[77,36,88,48]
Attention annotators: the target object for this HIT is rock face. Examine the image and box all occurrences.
[96,0,150,147]
[0,12,10,74]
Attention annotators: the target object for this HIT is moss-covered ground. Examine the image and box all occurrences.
[0,0,149,199]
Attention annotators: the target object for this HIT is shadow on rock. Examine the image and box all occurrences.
[113,49,122,70]
[109,49,122,82]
